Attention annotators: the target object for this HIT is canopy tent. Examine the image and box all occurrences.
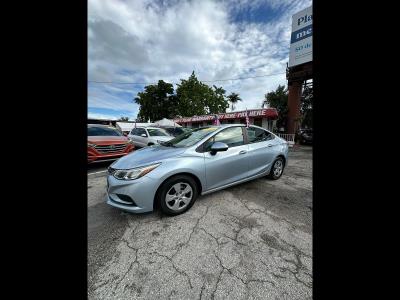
[154,118,181,127]
[116,122,155,133]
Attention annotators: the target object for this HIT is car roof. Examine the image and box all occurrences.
[88,124,116,128]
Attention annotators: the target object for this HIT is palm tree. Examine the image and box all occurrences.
[227,92,242,111]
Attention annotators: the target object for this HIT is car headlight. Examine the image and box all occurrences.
[127,139,134,145]
[112,163,161,180]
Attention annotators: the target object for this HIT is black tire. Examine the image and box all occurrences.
[158,175,198,216]
[148,143,154,146]
[267,157,285,180]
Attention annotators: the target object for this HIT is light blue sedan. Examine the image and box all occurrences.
[106,124,289,215]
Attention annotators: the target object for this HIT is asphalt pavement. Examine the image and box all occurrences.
[88,145,312,299]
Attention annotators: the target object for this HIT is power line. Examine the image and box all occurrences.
[88,71,286,85]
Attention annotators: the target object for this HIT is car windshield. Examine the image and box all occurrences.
[88,126,122,136]
[162,127,219,148]
[147,128,170,136]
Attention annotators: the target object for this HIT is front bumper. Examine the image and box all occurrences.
[106,174,160,213]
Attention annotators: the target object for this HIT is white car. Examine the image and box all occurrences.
[128,127,174,148]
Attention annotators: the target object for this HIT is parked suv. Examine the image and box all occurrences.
[88,124,135,163]
[128,127,174,148]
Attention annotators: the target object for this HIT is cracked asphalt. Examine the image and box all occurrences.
[88,146,312,299]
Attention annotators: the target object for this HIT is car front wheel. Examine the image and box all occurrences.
[158,175,198,215]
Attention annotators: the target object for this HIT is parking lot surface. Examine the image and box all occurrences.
[88,146,312,299]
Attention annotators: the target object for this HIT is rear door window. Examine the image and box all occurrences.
[246,127,274,143]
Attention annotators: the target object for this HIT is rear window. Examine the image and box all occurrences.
[88,126,122,136]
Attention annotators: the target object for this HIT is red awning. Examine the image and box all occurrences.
[174,108,278,123]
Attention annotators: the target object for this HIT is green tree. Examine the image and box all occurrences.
[227,92,242,111]
[262,85,288,130]
[175,71,229,117]
[118,117,129,121]
[134,80,177,121]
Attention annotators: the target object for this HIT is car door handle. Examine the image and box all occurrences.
[239,150,247,155]
[267,144,273,147]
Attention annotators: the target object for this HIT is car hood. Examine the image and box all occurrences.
[111,145,186,169]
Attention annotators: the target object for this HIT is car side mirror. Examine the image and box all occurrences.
[210,142,228,155]
[141,134,147,137]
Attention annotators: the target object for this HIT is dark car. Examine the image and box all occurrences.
[296,128,313,145]
[162,127,191,137]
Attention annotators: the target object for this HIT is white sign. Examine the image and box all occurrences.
[288,6,312,68]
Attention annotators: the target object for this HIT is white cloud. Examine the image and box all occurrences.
[88,0,312,117]
[88,112,118,120]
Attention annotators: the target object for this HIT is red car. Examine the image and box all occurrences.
[88,124,135,163]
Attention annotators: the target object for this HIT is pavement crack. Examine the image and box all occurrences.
[93,278,110,290]
[278,249,312,289]
[184,205,210,248]
[237,195,267,217]
[272,273,286,279]
[168,289,176,299]
[211,269,224,300]
[113,261,135,294]
[122,238,138,252]
[247,278,276,287]
[151,251,194,289]
[198,282,205,300]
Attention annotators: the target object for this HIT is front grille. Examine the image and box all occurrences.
[95,143,127,153]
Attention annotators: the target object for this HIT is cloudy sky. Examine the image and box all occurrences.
[88,0,312,120]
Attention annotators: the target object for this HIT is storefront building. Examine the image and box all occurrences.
[174,108,278,131]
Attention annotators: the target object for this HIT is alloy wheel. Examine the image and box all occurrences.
[165,182,193,211]
[273,160,283,177]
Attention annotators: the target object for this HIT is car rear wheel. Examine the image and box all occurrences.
[268,157,285,180]
[158,175,198,216]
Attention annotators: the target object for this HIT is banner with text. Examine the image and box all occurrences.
[288,6,312,68]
